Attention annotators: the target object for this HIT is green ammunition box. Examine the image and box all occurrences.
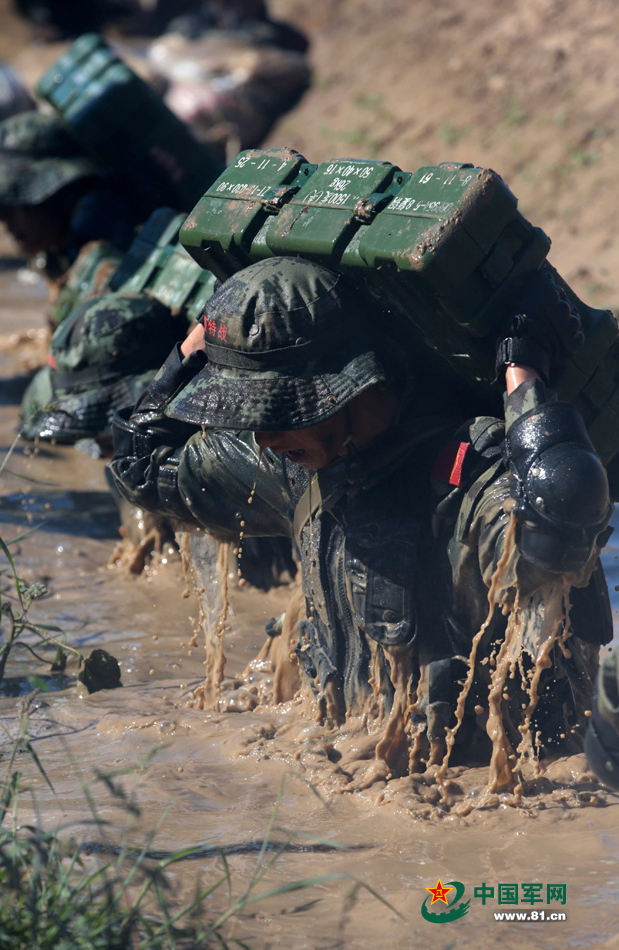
[50,240,126,330]
[110,207,181,291]
[267,157,401,262]
[37,34,224,214]
[147,241,216,323]
[180,147,317,277]
[117,209,216,323]
[179,147,619,463]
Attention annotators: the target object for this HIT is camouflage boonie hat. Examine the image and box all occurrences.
[165,256,387,431]
[21,292,185,442]
[0,111,99,206]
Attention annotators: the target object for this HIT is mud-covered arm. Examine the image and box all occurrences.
[177,430,294,541]
[461,377,612,592]
[108,343,294,536]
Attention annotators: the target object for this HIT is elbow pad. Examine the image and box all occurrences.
[503,401,613,573]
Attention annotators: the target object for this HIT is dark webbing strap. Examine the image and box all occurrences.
[51,364,122,391]
[204,323,351,371]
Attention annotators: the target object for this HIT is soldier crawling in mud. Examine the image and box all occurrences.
[108,257,614,788]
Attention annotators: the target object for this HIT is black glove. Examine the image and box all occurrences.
[132,343,206,419]
[495,268,584,384]
[503,400,613,572]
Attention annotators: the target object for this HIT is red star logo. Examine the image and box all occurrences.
[426,879,453,905]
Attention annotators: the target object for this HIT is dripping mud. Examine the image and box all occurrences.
[182,497,607,823]
[2,270,619,947]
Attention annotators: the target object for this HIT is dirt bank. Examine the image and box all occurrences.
[268,0,619,312]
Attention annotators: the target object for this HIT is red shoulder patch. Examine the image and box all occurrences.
[47,354,58,370]
[432,440,471,487]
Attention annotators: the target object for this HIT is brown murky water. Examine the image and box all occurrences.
[1,259,619,949]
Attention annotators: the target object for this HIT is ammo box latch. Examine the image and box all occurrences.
[259,184,301,214]
[353,192,394,224]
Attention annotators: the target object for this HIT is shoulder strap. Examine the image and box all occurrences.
[293,473,322,546]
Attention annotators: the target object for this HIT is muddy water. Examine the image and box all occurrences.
[1,262,619,948]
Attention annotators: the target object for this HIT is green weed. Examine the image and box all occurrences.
[502,97,528,127]
[439,121,473,146]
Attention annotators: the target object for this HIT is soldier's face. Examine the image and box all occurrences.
[255,410,348,470]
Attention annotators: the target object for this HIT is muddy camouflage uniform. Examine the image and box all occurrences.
[109,258,614,760]
[0,111,136,327]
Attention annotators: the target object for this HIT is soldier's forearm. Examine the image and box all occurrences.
[131,343,206,428]
[503,374,556,431]
[504,363,541,396]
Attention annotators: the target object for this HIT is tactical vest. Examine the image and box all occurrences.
[49,206,218,331]
[37,33,224,216]
[177,147,619,465]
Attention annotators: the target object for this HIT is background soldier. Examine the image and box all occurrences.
[22,281,298,586]
[20,290,190,571]
[0,110,138,329]
[21,291,186,449]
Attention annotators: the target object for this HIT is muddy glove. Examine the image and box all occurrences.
[503,395,613,573]
[112,343,204,453]
[495,268,584,384]
[109,344,204,520]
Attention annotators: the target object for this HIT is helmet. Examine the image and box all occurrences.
[0,110,99,206]
[21,291,186,442]
[166,256,387,431]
